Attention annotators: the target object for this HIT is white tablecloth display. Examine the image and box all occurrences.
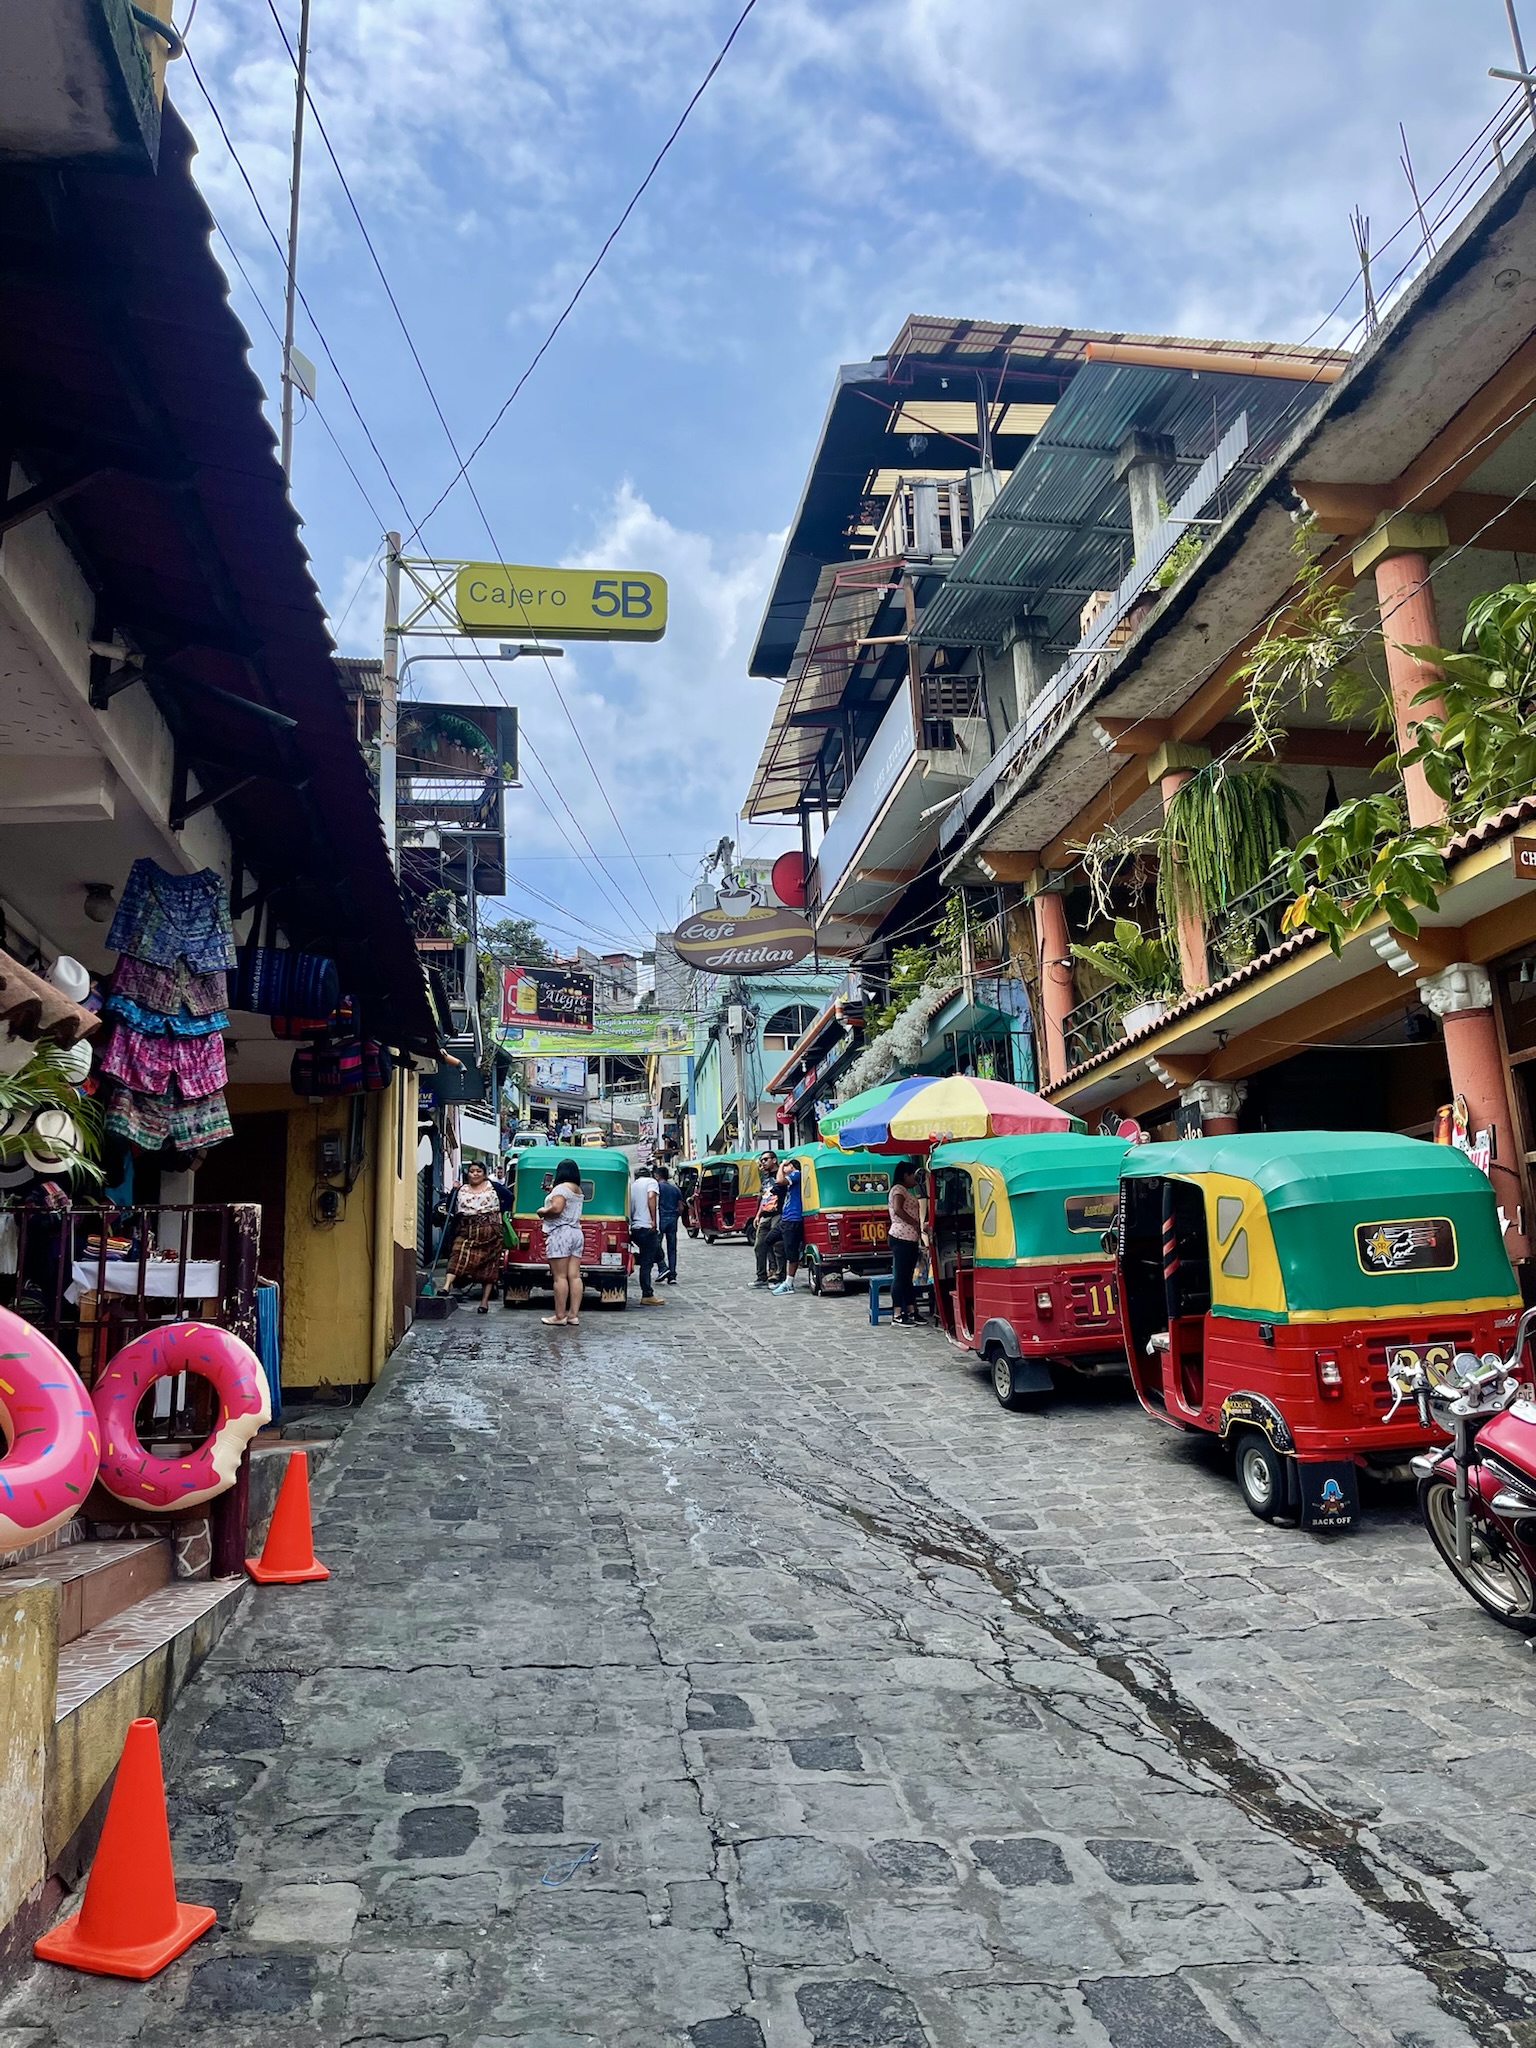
[66,1259,223,1305]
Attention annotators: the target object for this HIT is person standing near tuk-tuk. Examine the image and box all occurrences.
[630,1162,664,1307]
[753,1150,784,1287]
[655,1163,681,1285]
[446,1160,503,1315]
[771,1157,804,1295]
[888,1159,923,1328]
[538,1157,586,1326]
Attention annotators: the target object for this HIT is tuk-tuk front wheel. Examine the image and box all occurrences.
[1235,1432,1286,1522]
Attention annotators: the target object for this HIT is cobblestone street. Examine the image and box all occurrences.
[9,1249,1536,2047]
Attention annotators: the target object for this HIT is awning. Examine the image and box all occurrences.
[0,104,437,1051]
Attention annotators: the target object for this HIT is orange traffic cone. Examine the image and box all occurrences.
[34,1717,214,1979]
[246,1448,329,1584]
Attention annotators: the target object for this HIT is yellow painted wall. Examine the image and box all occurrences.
[225,1068,420,1391]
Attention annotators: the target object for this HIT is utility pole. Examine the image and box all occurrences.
[1508,0,1536,133]
[278,0,313,480]
[380,532,401,868]
[728,1000,749,1152]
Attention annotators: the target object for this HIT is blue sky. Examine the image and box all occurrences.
[177,0,1517,958]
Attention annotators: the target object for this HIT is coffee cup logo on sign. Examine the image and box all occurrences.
[671,905,817,974]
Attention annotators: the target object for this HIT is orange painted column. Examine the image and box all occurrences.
[1420,964,1529,1262]
[1373,550,1447,829]
[1031,886,1075,1088]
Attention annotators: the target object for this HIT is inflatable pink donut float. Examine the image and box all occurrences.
[0,1303,100,1551]
[92,1321,270,1511]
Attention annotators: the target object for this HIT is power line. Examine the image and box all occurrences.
[258,0,671,926]
[408,0,762,539]
[182,37,662,947]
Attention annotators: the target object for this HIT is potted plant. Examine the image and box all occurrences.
[1070,920,1178,1037]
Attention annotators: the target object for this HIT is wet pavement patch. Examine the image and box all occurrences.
[197,1705,285,1754]
[867,1839,955,1887]
[1088,1838,1197,1885]
[396,1804,482,1857]
[1080,1973,1235,2047]
[687,1692,755,1730]
[182,1877,242,1928]
[184,1953,316,2017]
[970,1836,1071,1887]
[788,1736,863,1772]
[689,2019,767,2047]
[385,1750,464,1794]
[795,1978,928,2046]
[502,1793,565,1833]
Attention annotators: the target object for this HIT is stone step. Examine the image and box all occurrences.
[0,1538,172,1646]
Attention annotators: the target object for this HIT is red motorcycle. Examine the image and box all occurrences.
[1386,1306,1536,1631]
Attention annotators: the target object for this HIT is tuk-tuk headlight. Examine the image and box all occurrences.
[1315,1351,1343,1398]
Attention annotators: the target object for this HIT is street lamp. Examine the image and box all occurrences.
[380,644,563,864]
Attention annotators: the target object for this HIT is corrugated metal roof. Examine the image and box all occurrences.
[921,353,1347,655]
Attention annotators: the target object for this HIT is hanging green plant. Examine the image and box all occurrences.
[1156,759,1298,930]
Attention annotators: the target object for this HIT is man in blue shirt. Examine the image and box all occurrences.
[771,1159,804,1296]
[655,1164,682,1285]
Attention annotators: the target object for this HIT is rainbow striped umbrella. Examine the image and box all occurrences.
[818,1079,928,1150]
[825,1074,1075,1154]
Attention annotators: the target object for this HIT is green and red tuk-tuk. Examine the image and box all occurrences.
[677,1160,701,1238]
[696,1151,766,1243]
[929,1135,1131,1407]
[780,1144,894,1293]
[502,1145,633,1308]
[1115,1131,1524,1530]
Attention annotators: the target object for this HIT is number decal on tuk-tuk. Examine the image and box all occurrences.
[1355,1217,1457,1273]
[1065,1193,1118,1233]
[1083,1278,1117,1321]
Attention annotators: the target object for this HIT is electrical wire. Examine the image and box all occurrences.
[182,36,662,950]
[259,0,669,928]
[408,0,763,540]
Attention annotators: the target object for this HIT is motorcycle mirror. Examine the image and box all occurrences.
[1101,1230,1116,1256]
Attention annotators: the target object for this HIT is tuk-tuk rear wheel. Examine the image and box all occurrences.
[990,1349,1046,1411]
[1235,1432,1285,1522]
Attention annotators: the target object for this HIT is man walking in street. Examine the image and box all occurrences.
[752,1149,784,1288]
[631,1162,664,1306]
[771,1155,804,1295]
[655,1163,681,1285]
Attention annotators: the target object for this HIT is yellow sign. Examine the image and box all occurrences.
[454,563,667,641]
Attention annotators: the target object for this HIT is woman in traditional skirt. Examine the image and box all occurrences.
[447,1161,502,1313]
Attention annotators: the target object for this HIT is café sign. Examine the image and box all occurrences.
[671,904,816,974]
[456,562,667,641]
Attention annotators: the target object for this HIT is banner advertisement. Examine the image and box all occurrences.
[500,1013,691,1058]
[671,904,816,974]
[500,964,594,1033]
[532,1056,590,1094]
